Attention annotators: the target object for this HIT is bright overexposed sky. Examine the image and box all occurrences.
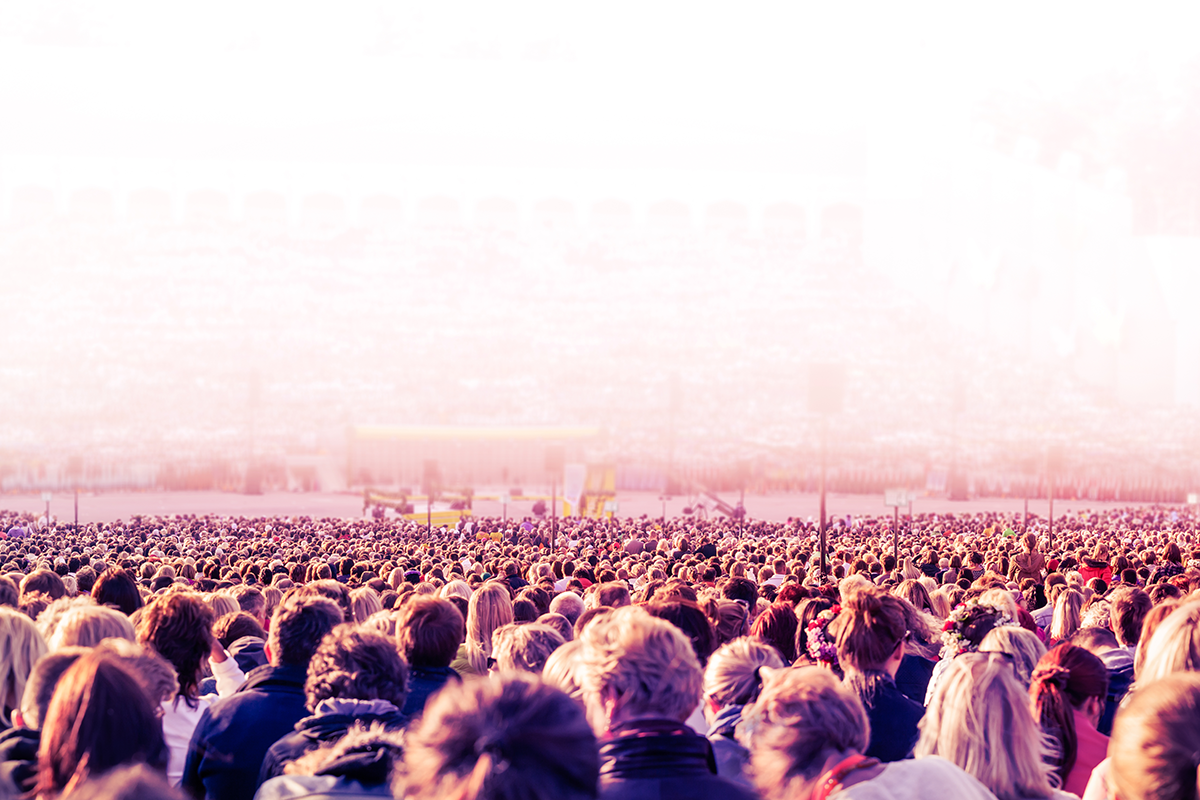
[1,0,1197,158]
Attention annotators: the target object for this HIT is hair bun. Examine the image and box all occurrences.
[1033,663,1071,689]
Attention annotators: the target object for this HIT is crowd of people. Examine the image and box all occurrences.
[0,502,1198,799]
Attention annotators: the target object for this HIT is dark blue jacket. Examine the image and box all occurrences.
[598,720,757,800]
[181,663,309,800]
[895,654,937,705]
[258,699,406,786]
[401,665,460,718]
[856,673,925,763]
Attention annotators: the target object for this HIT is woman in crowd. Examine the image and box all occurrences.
[1137,599,1200,684]
[703,638,784,787]
[917,653,1073,800]
[750,604,798,663]
[740,666,996,800]
[35,651,169,797]
[451,582,513,677]
[1009,534,1046,585]
[977,626,1046,689]
[1029,643,1109,797]
[136,591,245,785]
[1049,589,1083,645]
[0,608,48,728]
[829,589,924,762]
[490,623,564,674]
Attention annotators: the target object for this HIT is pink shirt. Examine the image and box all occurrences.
[1064,708,1109,798]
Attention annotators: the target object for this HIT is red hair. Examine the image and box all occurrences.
[1030,642,1108,784]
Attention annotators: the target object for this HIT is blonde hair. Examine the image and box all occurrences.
[439,580,472,602]
[928,588,953,620]
[350,587,383,624]
[207,593,239,619]
[703,637,783,709]
[466,582,513,674]
[578,606,701,731]
[0,607,48,726]
[978,626,1047,688]
[492,623,564,674]
[1139,599,1200,684]
[262,586,282,620]
[978,588,1021,622]
[93,638,180,706]
[48,605,136,650]
[916,653,1056,800]
[741,666,869,800]
[1050,589,1083,642]
[361,610,399,637]
[542,639,585,703]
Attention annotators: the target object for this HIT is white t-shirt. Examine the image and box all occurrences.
[835,756,998,800]
[161,654,246,786]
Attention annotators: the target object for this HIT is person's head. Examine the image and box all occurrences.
[1109,586,1152,647]
[21,569,66,601]
[396,596,464,669]
[578,606,701,733]
[212,611,267,649]
[750,604,799,663]
[829,588,906,679]
[916,652,1056,800]
[16,648,87,730]
[136,591,214,702]
[305,624,407,712]
[230,585,267,626]
[1050,589,1084,642]
[402,672,597,800]
[350,586,383,624]
[49,605,136,650]
[36,652,168,797]
[703,637,783,714]
[92,638,180,709]
[91,568,143,616]
[491,623,564,674]
[0,606,49,725]
[644,599,717,667]
[710,599,750,646]
[1029,643,1109,786]
[549,592,585,626]
[892,579,935,616]
[1022,533,1038,553]
[1109,671,1200,800]
[594,582,631,609]
[269,592,343,667]
[542,639,585,704]
[978,625,1047,689]
[466,583,514,673]
[1139,599,1200,684]
[739,666,868,800]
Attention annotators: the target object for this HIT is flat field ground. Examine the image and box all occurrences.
[0,490,1177,526]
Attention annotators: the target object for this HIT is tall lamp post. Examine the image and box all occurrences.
[809,364,845,582]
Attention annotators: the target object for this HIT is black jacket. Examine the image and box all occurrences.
[598,720,758,800]
[857,674,925,763]
[181,663,310,800]
[401,665,460,718]
[0,726,39,797]
[258,699,406,785]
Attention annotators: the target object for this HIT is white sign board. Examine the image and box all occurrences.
[884,489,908,507]
[40,491,51,502]
[1189,493,1199,506]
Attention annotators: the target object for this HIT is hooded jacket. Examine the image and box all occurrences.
[254,724,404,800]
[182,663,310,800]
[258,698,406,786]
[704,704,753,788]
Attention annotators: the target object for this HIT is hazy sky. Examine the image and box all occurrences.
[2,1,1198,159]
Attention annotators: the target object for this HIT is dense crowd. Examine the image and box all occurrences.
[0,503,1198,799]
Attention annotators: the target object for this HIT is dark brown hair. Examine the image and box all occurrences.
[396,597,463,668]
[36,652,167,797]
[1030,642,1109,784]
[305,624,407,712]
[136,591,214,703]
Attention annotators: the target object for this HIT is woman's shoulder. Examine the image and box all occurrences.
[837,757,998,800]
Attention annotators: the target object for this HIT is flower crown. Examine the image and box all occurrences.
[940,600,1015,658]
[806,604,841,667]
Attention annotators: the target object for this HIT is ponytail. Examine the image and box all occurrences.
[1030,643,1109,785]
